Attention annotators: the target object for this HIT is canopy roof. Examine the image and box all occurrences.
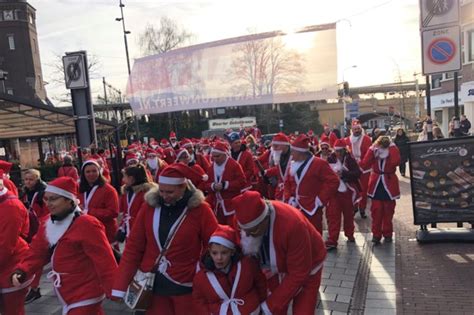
[0,93,117,139]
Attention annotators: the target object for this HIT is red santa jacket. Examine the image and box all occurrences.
[57,166,79,182]
[111,185,218,297]
[163,147,176,165]
[284,156,339,216]
[265,159,291,202]
[345,134,372,166]
[327,152,362,204]
[16,211,117,309]
[231,148,255,190]
[119,182,158,237]
[3,176,18,196]
[204,157,247,216]
[193,256,267,315]
[0,190,29,291]
[360,143,401,200]
[79,183,119,243]
[321,131,338,148]
[195,153,211,174]
[251,201,326,314]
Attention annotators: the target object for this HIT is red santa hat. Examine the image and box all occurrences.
[200,138,210,146]
[169,131,177,140]
[211,141,229,155]
[160,138,170,146]
[271,133,290,146]
[81,159,101,171]
[307,129,314,137]
[209,225,239,250]
[232,191,269,229]
[45,176,79,205]
[291,134,311,152]
[180,138,193,148]
[0,160,13,173]
[127,143,139,151]
[146,148,157,157]
[334,139,347,150]
[125,153,139,165]
[319,134,330,147]
[351,119,362,129]
[175,148,190,161]
[155,147,165,158]
[158,163,207,185]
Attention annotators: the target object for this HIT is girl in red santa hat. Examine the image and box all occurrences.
[78,160,119,246]
[11,177,117,315]
[192,225,267,315]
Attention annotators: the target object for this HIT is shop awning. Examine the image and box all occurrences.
[0,93,117,139]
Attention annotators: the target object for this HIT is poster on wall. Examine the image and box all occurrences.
[409,136,474,225]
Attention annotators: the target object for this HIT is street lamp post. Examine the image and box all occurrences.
[116,0,140,139]
[342,65,357,135]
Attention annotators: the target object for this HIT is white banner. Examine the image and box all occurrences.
[127,23,337,115]
[208,117,256,130]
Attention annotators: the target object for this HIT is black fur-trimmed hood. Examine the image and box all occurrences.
[144,182,205,209]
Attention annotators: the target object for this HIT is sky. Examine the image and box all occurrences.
[30,0,422,106]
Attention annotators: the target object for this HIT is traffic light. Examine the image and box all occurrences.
[338,81,350,97]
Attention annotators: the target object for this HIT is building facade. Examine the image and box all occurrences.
[0,0,46,101]
[429,0,474,136]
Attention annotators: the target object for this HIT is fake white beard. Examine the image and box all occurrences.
[151,144,158,149]
[202,148,211,155]
[147,158,158,169]
[46,209,78,246]
[171,141,178,147]
[240,230,264,256]
[290,160,304,176]
[271,149,282,165]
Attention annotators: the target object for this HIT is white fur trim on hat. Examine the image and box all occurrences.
[211,148,227,155]
[238,202,269,230]
[291,145,309,152]
[209,236,236,249]
[45,185,78,204]
[272,141,290,146]
[158,176,186,185]
[81,159,101,171]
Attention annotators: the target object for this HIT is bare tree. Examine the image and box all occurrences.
[226,36,306,97]
[138,17,193,56]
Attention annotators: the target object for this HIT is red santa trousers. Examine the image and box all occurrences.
[146,293,193,315]
[370,200,396,238]
[303,210,323,235]
[268,269,323,315]
[0,287,27,315]
[326,191,355,245]
[216,208,235,227]
[31,268,43,288]
[358,173,370,210]
[68,303,104,315]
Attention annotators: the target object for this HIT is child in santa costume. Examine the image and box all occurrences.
[11,177,117,315]
[193,225,267,315]
[111,164,218,314]
[0,177,30,315]
[360,136,401,243]
[325,139,362,249]
[117,164,158,242]
[78,160,119,244]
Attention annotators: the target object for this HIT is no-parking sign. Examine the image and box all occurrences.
[422,25,461,75]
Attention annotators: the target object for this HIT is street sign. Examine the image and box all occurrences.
[419,0,459,29]
[63,53,88,89]
[346,100,359,120]
[422,25,461,75]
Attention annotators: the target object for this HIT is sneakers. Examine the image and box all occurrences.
[325,242,337,250]
[25,287,41,304]
[371,237,381,244]
[347,236,356,242]
[384,236,393,243]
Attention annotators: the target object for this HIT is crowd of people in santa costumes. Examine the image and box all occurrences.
[0,121,403,314]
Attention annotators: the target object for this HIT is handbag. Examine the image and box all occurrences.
[124,207,189,311]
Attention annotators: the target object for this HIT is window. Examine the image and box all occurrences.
[32,39,36,53]
[3,10,14,21]
[469,30,474,62]
[6,88,13,95]
[435,110,443,125]
[29,14,34,24]
[7,34,14,50]
[431,74,442,89]
[445,72,454,79]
